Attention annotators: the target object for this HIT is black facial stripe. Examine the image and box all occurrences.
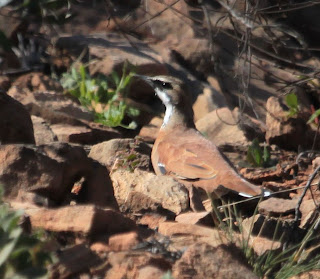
[153,80,173,90]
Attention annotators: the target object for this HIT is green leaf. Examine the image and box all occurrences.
[79,65,86,81]
[111,71,120,87]
[247,139,263,167]
[0,227,22,267]
[285,93,298,109]
[307,108,320,124]
[285,93,299,117]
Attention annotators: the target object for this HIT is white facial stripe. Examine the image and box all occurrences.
[163,103,173,127]
[155,88,170,105]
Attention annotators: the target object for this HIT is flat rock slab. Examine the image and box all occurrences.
[258,197,297,216]
[50,123,121,144]
[89,138,151,172]
[175,211,213,226]
[22,205,135,235]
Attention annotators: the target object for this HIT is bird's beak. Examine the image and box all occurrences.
[133,74,151,84]
[133,74,156,94]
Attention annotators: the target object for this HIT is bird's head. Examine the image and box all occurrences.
[135,75,184,107]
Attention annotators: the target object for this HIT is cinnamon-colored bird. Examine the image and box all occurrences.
[137,75,270,198]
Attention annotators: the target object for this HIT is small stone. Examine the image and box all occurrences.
[258,197,297,216]
[175,211,213,226]
[108,231,140,251]
[31,115,57,145]
[158,221,218,238]
[139,213,168,230]
[13,72,63,92]
[300,199,318,229]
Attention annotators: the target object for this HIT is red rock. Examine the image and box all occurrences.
[139,213,168,230]
[196,107,250,147]
[158,221,218,238]
[90,241,110,254]
[110,169,189,215]
[192,87,219,122]
[12,72,63,92]
[175,211,213,226]
[0,76,11,91]
[172,243,258,279]
[21,205,135,235]
[0,92,35,144]
[290,270,320,279]
[54,34,168,83]
[138,117,162,143]
[258,197,297,216]
[89,138,151,172]
[265,96,318,150]
[50,123,121,144]
[31,115,57,145]
[49,244,101,279]
[0,143,118,208]
[105,250,171,279]
[300,199,318,228]
[108,231,140,251]
[7,86,94,123]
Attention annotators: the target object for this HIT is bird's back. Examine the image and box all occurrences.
[152,126,262,197]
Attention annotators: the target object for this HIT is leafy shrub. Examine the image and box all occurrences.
[0,187,53,279]
[61,63,139,129]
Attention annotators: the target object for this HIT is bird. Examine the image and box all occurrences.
[136,74,270,201]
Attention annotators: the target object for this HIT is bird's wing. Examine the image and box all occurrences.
[156,141,218,180]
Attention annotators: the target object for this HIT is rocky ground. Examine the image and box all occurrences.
[1,1,320,278]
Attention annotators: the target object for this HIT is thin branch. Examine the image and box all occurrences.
[294,165,320,223]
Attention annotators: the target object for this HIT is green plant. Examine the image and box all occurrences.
[211,198,320,279]
[61,63,139,129]
[308,109,320,125]
[0,187,53,279]
[247,138,272,168]
[285,92,299,117]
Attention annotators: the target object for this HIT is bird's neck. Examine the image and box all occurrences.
[161,103,195,130]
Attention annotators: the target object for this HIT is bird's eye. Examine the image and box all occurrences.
[153,80,173,90]
[162,82,173,89]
